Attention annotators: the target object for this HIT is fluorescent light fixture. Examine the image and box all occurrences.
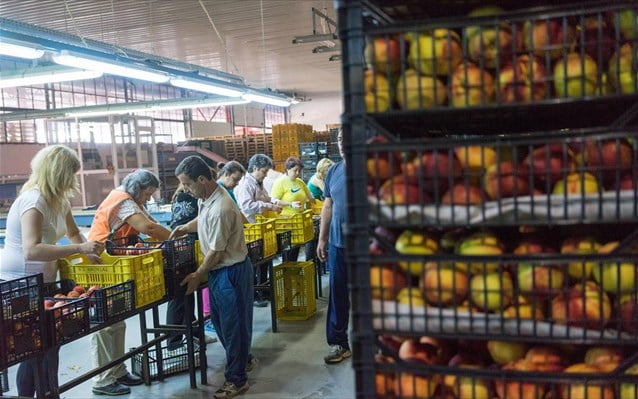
[0,66,102,89]
[53,51,169,83]
[170,78,243,97]
[292,33,338,44]
[242,92,291,107]
[0,41,44,59]
[65,97,249,118]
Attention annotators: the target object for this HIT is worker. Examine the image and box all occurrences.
[307,158,334,200]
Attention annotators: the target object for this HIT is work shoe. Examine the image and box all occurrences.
[194,335,217,345]
[253,299,269,307]
[246,355,259,372]
[213,381,249,399]
[92,382,131,396]
[116,372,143,386]
[204,320,216,334]
[324,344,352,365]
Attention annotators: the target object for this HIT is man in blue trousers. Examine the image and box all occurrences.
[171,156,255,398]
[316,130,351,364]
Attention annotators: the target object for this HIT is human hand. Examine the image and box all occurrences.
[80,241,104,256]
[180,271,202,295]
[170,225,189,240]
[272,205,282,213]
[317,238,328,262]
[291,201,302,209]
[87,254,103,264]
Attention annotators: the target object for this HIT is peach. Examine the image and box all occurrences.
[365,36,402,76]
[453,376,490,399]
[465,6,521,69]
[498,55,547,103]
[551,282,611,329]
[620,363,638,399]
[396,69,447,110]
[592,241,636,295]
[560,237,601,279]
[399,337,444,365]
[619,172,636,190]
[609,43,638,94]
[454,145,497,175]
[524,144,574,185]
[525,346,564,372]
[554,53,600,98]
[484,162,530,200]
[552,172,600,196]
[470,271,514,311]
[523,19,574,60]
[379,177,425,205]
[494,359,546,399]
[396,287,427,307]
[517,262,565,296]
[456,232,504,273]
[375,354,396,397]
[616,10,638,41]
[585,139,633,180]
[503,303,545,320]
[487,340,527,365]
[441,183,485,205]
[421,262,469,306]
[408,29,462,76]
[449,62,495,107]
[396,373,439,399]
[513,240,556,255]
[370,264,407,300]
[561,363,614,399]
[364,69,391,112]
[584,346,623,372]
[395,230,439,276]
[580,17,615,65]
[619,293,638,334]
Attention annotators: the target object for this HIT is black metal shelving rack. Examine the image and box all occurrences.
[338,0,638,398]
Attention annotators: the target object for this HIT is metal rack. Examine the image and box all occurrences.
[338,1,638,398]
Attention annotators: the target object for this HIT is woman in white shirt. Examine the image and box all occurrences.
[1,145,104,397]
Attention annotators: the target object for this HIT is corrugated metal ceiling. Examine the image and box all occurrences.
[0,0,341,98]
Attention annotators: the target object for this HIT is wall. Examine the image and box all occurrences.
[0,143,44,178]
[288,93,342,131]
[191,121,233,137]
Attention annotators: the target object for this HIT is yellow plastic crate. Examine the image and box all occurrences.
[244,220,277,258]
[272,210,314,245]
[274,261,316,320]
[311,199,323,216]
[59,251,164,308]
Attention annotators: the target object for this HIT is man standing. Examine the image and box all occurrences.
[171,156,254,399]
[316,130,351,364]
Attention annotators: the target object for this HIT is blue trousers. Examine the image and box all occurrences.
[16,347,59,397]
[208,257,254,386]
[326,245,350,350]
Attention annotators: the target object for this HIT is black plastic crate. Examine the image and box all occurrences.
[276,230,293,254]
[299,142,319,157]
[302,158,319,170]
[131,340,200,380]
[247,239,264,264]
[44,296,90,348]
[89,281,136,324]
[0,368,8,393]
[0,274,44,368]
[106,235,196,298]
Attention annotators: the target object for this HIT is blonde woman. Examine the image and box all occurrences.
[307,158,334,200]
[1,145,104,397]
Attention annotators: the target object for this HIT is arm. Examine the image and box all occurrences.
[124,213,171,240]
[236,183,278,215]
[316,197,332,262]
[22,209,103,261]
[181,249,225,295]
[65,210,85,244]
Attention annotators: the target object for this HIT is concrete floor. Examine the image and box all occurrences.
[3,274,355,399]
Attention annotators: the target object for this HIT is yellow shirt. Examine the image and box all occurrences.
[271,176,313,216]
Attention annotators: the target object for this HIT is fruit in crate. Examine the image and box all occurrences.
[494,359,546,399]
[365,36,402,76]
[551,282,611,329]
[413,151,462,189]
[379,177,425,205]
[620,173,636,190]
[395,230,439,276]
[396,69,447,110]
[498,55,547,103]
[396,287,426,307]
[421,262,469,306]
[67,290,80,298]
[454,146,497,175]
[503,301,545,320]
[592,241,636,294]
[619,294,638,334]
[620,364,638,399]
[513,240,556,255]
[456,232,504,273]
[585,139,633,178]
[366,135,400,181]
[484,162,530,200]
[524,346,564,372]
[364,69,391,112]
[44,299,55,309]
[396,373,440,399]
[552,172,600,195]
[517,262,565,295]
[487,340,527,365]
[470,271,514,311]
[408,29,462,76]
[580,17,615,65]
[561,363,614,399]
[375,354,396,397]
[524,144,574,185]
[370,264,407,300]
[453,375,490,399]
[399,337,445,365]
[449,63,495,107]
[560,237,601,279]
[554,53,600,98]
[523,19,574,60]
[584,346,623,372]
[465,6,521,69]
[441,183,485,205]
[616,9,638,40]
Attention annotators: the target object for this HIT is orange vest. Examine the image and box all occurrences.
[88,190,140,243]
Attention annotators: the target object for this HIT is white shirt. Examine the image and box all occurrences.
[1,189,69,283]
[263,169,283,195]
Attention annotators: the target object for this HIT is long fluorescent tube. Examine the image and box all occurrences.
[170,78,243,97]
[65,98,249,118]
[0,41,44,59]
[53,51,169,83]
[242,92,291,107]
[0,66,102,89]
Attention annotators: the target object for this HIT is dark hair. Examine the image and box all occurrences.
[175,156,212,181]
[122,169,160,199]
[219,160,246,177]
[247,154,274,173]
[284,157,304,171]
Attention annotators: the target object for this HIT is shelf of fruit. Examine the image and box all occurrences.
[363,2,638,134]
[339,0,638,398]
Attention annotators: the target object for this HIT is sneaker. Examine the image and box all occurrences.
[116,372,143,386]
[92,382,131,396]
[324,345,352,365]
[246,355,259,372]
[204,320,216,334]
[253,299,269,307]
[213,381,249,399]
[195,335,217,345]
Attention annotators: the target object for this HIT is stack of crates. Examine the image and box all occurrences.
[59,251,165,308]
[246,134,273,159]
[272,124,313,161]
[223,136,247,164]
[274,261,316,320]
[299,141,328,180]
[243,219,277,258]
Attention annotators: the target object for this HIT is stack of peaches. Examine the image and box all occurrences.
[364,7,638,112]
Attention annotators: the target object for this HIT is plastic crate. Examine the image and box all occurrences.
[0,368,7,393]
[272,210,315,245]
[312,200,323,216]
[0,274,44,369]
[44,285,90,347]
[59,251,164,308]
[131,339,200,380]
[274,261,316,320]
[106,236,196,298]
[244,220,277,258]
[276,230,292,254]
[247,239,264,264]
